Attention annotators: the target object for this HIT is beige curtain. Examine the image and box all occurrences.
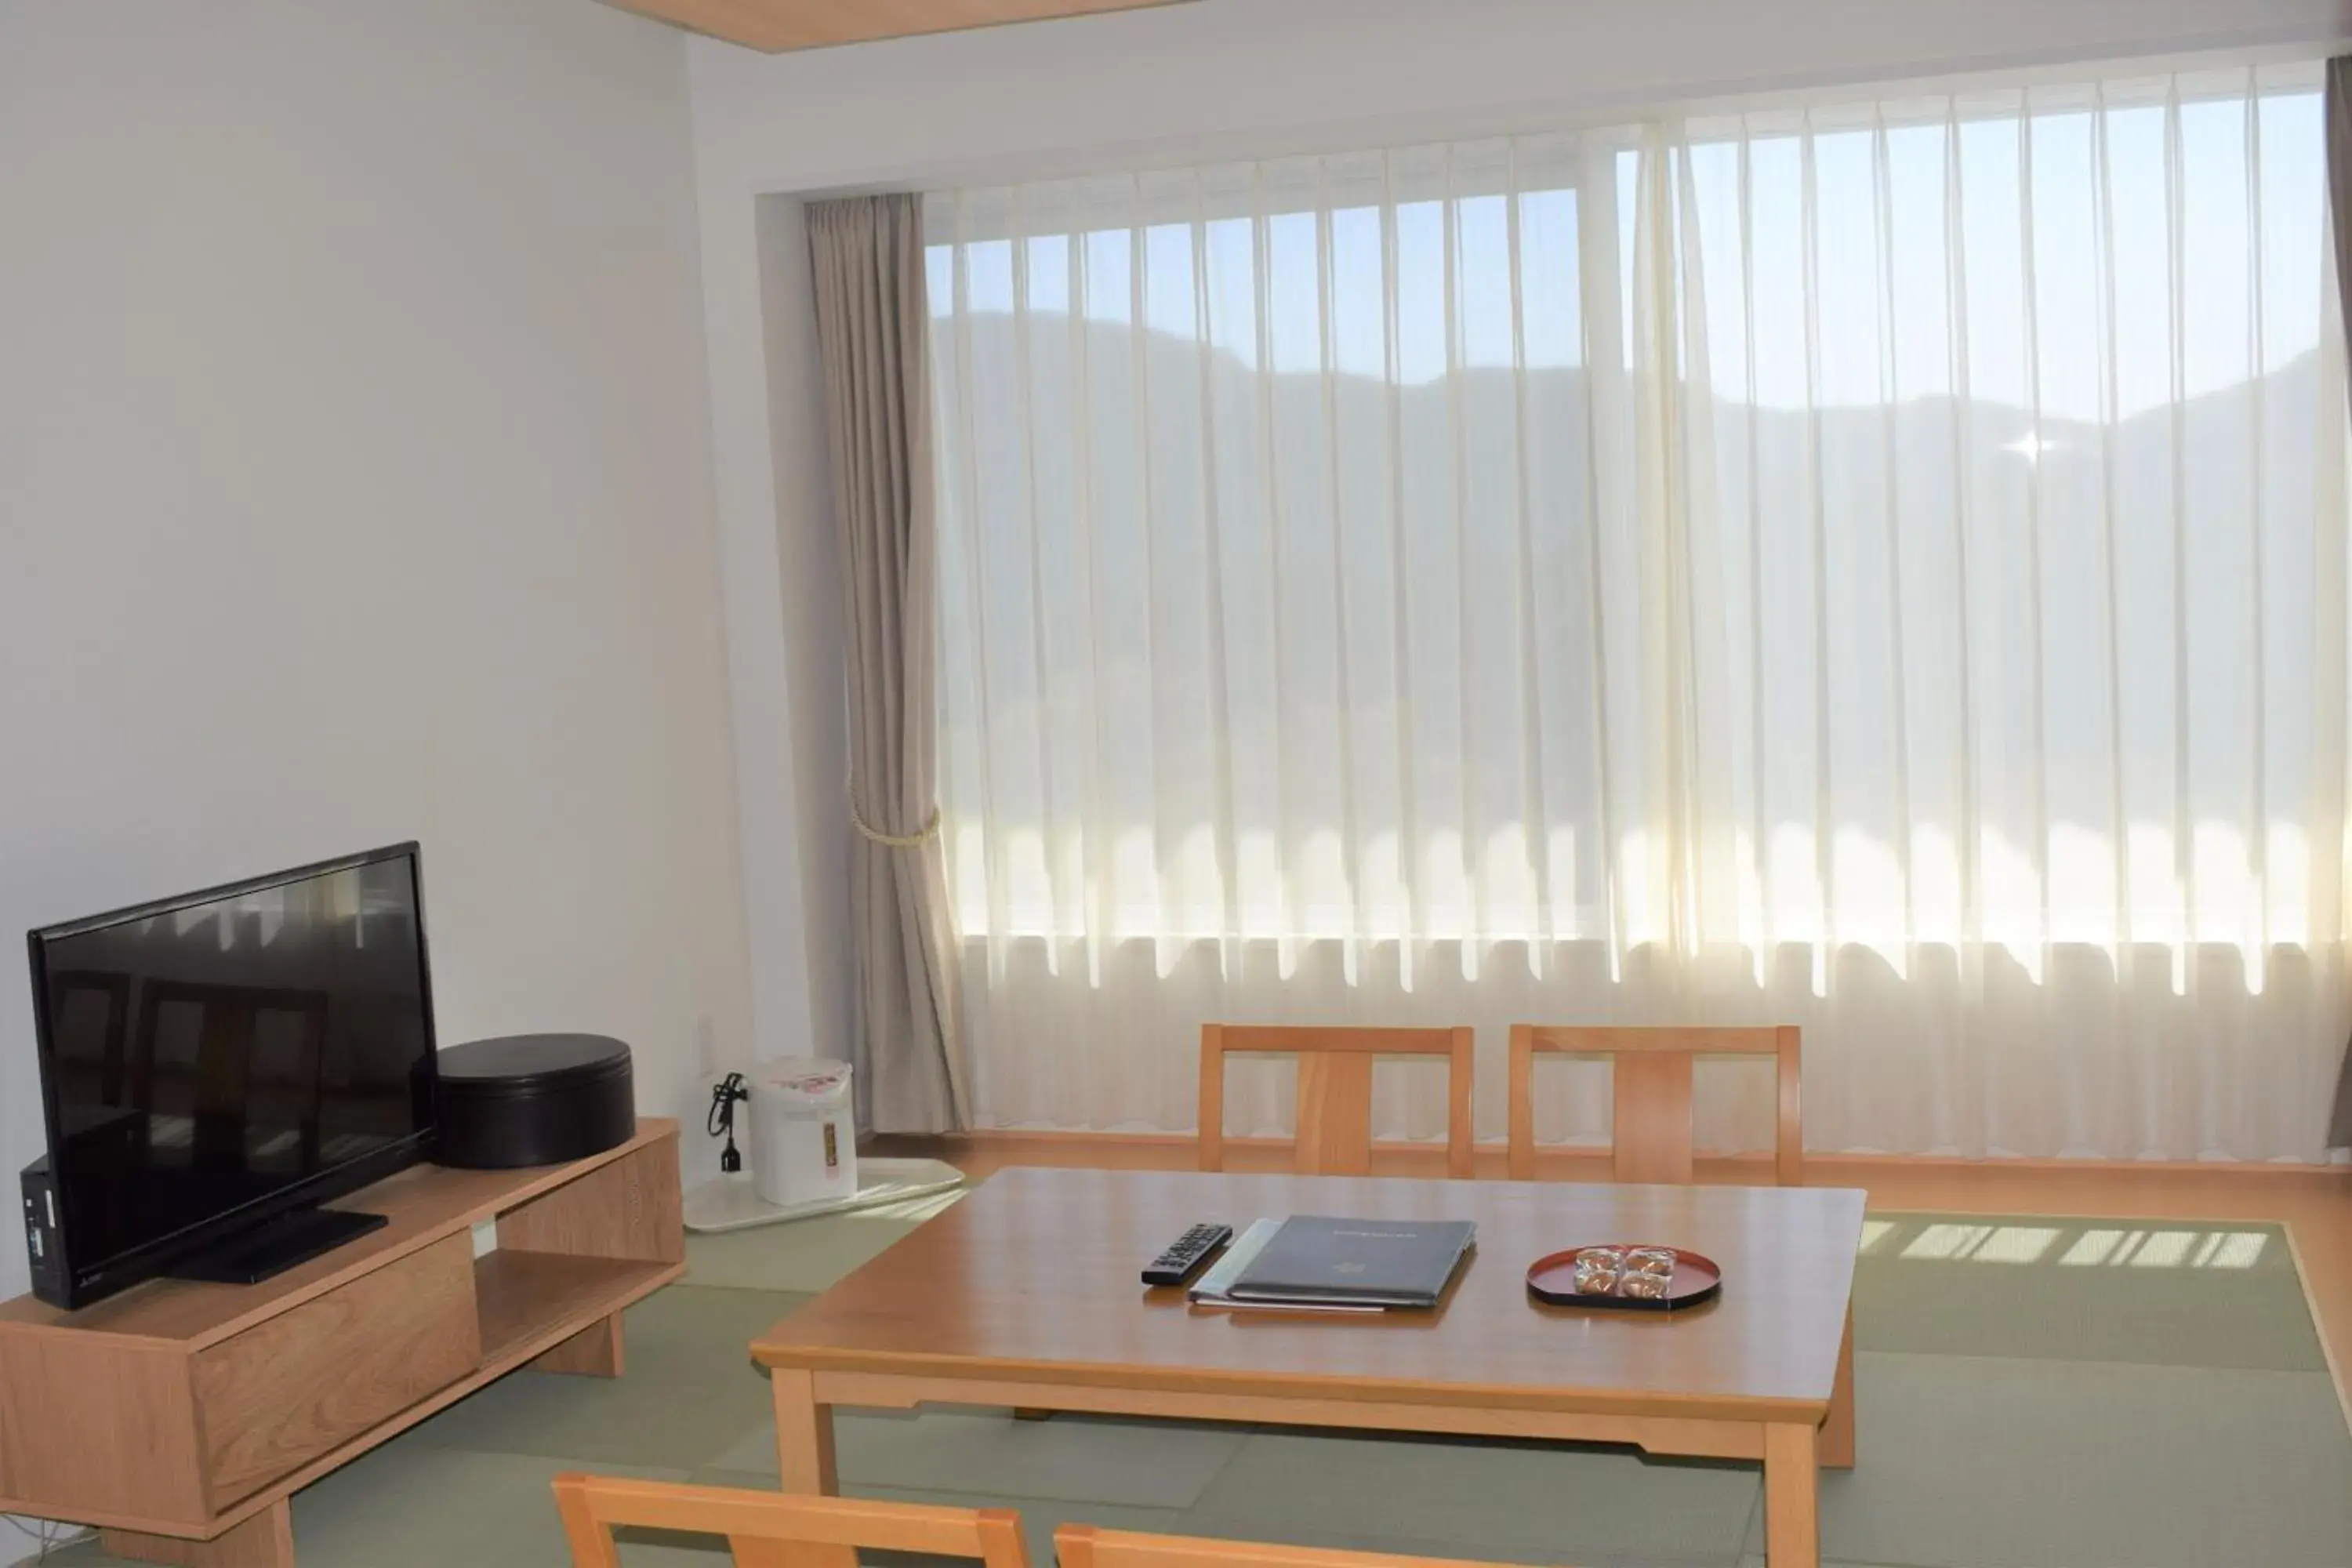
[808,194,969,1133]
[2329,57,2352,1152]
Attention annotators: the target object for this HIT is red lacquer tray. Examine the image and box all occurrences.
[1526,1244,1722,1312]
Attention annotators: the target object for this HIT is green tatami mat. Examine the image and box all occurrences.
[25,1197,2352,1568]
[404,1285,808,1470]
[1853,1213,2324,1370]
[706,1409,1252,1510]
[1179,1427,1761,1568]
[1752,1351,2352,1568]
[286,1447,691,1568]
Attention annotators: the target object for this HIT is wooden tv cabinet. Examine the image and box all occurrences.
[0,1119,684,1568]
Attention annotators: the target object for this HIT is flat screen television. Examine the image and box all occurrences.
[24,844,439,1308]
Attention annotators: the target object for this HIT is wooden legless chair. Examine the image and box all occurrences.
[1058,1525,1577,1568]
[1505,1025,1804,1185]
[553,1473,1030,1568]
[1506,1026,1848,1474]
[1199,1025,1475,1178]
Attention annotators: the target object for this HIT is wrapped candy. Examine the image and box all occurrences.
[1531,1242,1707,1308]
[1624,1247,1678,1279]
[1571,1246,1624,1295]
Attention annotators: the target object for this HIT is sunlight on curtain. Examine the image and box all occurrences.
[922,60,2352,1160]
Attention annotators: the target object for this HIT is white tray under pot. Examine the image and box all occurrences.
[681,1157,965,1233]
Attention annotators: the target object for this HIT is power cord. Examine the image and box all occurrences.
[4,1514,91,1564]
[706,1071,750,1174]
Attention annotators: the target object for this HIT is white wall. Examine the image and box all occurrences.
[681,0,2352,1105]
[0,0,753,1300]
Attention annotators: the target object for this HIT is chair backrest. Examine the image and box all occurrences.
[1505,1025,1802,1185]
[552,1473,1030,1568]
[1058,1524,1570,1568]
[1199,1024,1475,1178]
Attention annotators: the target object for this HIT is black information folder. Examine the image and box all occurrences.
[1227,1214,1476,1308]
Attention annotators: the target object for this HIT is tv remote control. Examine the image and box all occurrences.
[1142,1221,1233,1286]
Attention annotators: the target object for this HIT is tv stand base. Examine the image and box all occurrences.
[105,1501,292,1568]
[166,1207,389,1287]
[0,1121,683,1568]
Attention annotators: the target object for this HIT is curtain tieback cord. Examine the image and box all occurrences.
[851,789,941,848]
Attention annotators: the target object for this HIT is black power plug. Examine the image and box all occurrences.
[706,1071,750,1174]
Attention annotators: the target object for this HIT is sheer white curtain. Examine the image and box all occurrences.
[923,60,2352,1160]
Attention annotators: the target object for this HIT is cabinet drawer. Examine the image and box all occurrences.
[192,1230,480,1504]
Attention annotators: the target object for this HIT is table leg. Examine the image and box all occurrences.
[1820,1301,1855,1469]
[772,1366,838,1494]
[1763,1421,1820,1568]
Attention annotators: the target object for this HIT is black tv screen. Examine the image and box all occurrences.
[27,844,437,1305]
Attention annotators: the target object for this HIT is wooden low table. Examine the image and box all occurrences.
[752,1167,1862,1568]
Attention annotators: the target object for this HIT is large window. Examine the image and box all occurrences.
[922,62,2350,1160]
